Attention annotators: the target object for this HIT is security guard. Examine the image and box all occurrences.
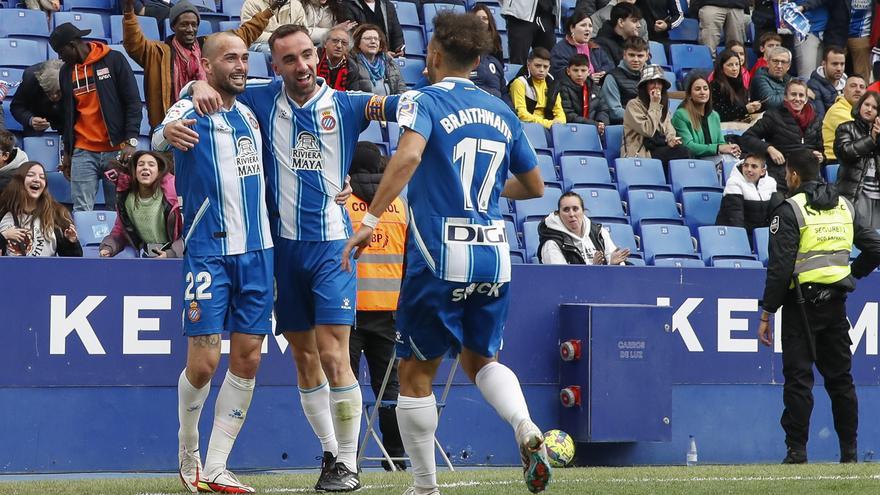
[758,149,880,464]
[345,142,408,470]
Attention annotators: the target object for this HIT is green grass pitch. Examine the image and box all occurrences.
[3,464,880,495]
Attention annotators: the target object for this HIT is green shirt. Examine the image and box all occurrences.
[125,189,168,245]
[671,107,725,158]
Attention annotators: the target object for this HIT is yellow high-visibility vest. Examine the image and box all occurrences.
[346,194,407,311]
[785,193,854,286]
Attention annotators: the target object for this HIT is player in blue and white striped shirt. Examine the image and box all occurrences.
[343,12,552,494]
[182,24,398,492]
[153,33,272,495]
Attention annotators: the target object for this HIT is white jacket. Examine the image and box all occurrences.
[501,0,561,27]
[241,0,307,45]
[723,164,777,201]
[539,212,619,265]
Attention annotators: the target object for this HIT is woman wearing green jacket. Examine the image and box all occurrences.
[671,73,742,168]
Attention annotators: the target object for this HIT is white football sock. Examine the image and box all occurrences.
[204,370,255,477]
[475,361,531,432]
[397,394,438,493]
[178,368,210,452]
[330,383,363,471]
[299,382,338,456]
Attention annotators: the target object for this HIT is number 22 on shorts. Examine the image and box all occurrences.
[184,271,213,300]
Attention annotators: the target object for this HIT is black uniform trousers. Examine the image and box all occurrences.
[349,310,405,459]
[505,13,558,65]
[780,292,858,452]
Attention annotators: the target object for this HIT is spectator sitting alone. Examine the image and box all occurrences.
[622,64,689,168]
[834,91,880,229]
[538,191,630,264]
[824,75,867,161]
[0,130,30,193]
[671,73,741,167]
[0,162,82,257]
[751,46,793,112]
[99,151,183,258]
[557,54,605,135]
[510,47,566,129]
[715,152,780,237]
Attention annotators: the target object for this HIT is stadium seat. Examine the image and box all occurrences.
[670,44,713,83]
[614,157,670,195]
[522,122,551,154]
[218,20,240,31]
[23,135,61,172]
[648,40,669,69]
[509,250,526,264]
[245,51,271,78]
[498,195,514,223]
[573,186,627,224]
[505,220,521,250]
[108,44,144,73]
[533,154,564,191]
[423,3,466,31]
[360,120,384,143]
[698,225,757,265]
[713,259,764,269]
[135,73,146,102]
[722,159,736,185]
[396,1,421,26]
[514,188,561,227]
[824,164,839,184]
[0,68,25,98]
[504,63,522,83]
[222,0,246,17]
[397,57,426,86]
[0,38,46,68]
[74,210,117,246]
[140,105,150,136]
[753,227,769,266]
[681,190,721,236]
[522,219,541,261]
[627,189,683,234]
[0,9,51,43]
[603,124,623,164]
[668,17,699,42]
[46,171,71,204]
[663,69,677,90]
[560,155,614,189]
[164,18,214,38]
[641,224,700,264]
[64,0,115,13]
[53,12,111,43]
[668,159,722,199]
[3,105,22,132]
[653,257,705,267]
[386,122,400,150]
[110,15,161,44]
[668,97,683,113]
[550,123,602,159]
[402,25,426,56]
[603,222,642,260]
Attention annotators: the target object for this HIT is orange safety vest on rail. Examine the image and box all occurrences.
[345,194,407,311]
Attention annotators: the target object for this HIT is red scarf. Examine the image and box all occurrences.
[317,53,349,91]
[582,84,590,118]
[784,100,815,132]
[172,37,205,98]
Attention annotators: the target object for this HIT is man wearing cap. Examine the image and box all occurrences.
[52,22,141,212]
[122,0,284,129]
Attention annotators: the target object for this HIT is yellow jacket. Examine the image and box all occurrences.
[510,76,565,129]
[822,96,853,161]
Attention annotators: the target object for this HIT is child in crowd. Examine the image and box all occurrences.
[715,153,781,237]
[557,54,605,135]
[509,47,566,129]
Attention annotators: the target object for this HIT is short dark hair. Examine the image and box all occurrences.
[528,47,552,62]
[823,45,847,60]
[785,149,819,182]
[742,152,766,167]
[564,8,591,34]
[0,130,15,155]
[268,24,311,52]
[758,31,782,50]
[610,2,642,26]
[431,11,492,70]
[852,91,880,120]
[567,54,590,68]
[622,37,648,53]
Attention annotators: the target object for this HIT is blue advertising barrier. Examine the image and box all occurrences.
[3,259,880,472]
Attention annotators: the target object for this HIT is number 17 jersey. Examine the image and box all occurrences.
[398,77,538,283]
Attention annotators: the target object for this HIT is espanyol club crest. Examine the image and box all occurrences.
[321,111,336,131]
[246,112,259,130]
[188,301,201,323]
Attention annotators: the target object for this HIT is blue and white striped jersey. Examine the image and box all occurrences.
[238,79,398,241]
[399,77,538,283]
[153,98,273,257]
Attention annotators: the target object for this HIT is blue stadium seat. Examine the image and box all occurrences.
[551,123,602,159]
[670,44,713,83]
[108,44,144,73]
[505,220,520,250]
[603,124,623,164]
[681,190,721,236]
[0,38,45,68]
[0,68,25,98]
[3,105,22,132]
[140,105,150,136]
[402,25,426,55]
[222,0,246,16]
[135,73,145,102]
[164,17,214,38]
[64,0,115,13]
[498,195,514,223]
[514,188,562,227]
[753,227,769,266]
[23,135,61,172]
[500,31,509,61]
[713,259,764,269]
[668,97,683,113]
[522,121,551,154]
[396,1,421,26]
[668,159,722,199]
[360,120,384,143]
[698,225,757,265]
[397,57,426,86]
[110,15,161,44]
[246,51,271,78]
[560,155,614,189]
[218,20,240,31]
[522,219,541,262]
[53,12,110,43]
[423,3,466,31]
[824,164,839,184]
[533,154,564,191]
[504,63,522,83]
[722,159,736,185]
[386,121,400,150]
[603,222,642,260]
[664,71,677,89]
[627,189,683,234]
[47,171,71,204]
[614,157,669,195]
[572,186,627,224]
[648,40,669,69]
[653,257,705,268]
[668,17,699,42]
[641,224,700,264]
[0,9,51,43]
[74,210,117,246]
[509,250,526,264]
[186,0,218,12]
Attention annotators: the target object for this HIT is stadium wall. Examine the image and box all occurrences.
[3,259,880,472]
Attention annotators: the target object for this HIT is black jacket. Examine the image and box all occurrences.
[509,67,561,120]
[806,68,841,123]
[575,0,611,16]
[834,118,880,201]
[342,0,404,52]
[710,76,749,122]
[59,44,141,155]
[10,61,64,137]
[593,21,627,65]
[738,108,824,193]
[762,181,880,313]
[636,0,684,41]
[556,72,602,125]
[715,165,784,235]
[469,54,511,106]
[537,218,606,264]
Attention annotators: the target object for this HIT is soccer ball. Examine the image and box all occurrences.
[543,429,575,467]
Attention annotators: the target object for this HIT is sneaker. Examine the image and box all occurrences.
[782,448,808,464]
[401,487,440,495]
[316,462,361,492]
[314,451,338,491]
[197,470,255,493]
[516,420,552,494]
[178,445,202,494]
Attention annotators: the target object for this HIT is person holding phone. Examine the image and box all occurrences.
[99,150,183,258]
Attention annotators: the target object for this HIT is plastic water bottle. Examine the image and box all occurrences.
[686,436,698,467]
